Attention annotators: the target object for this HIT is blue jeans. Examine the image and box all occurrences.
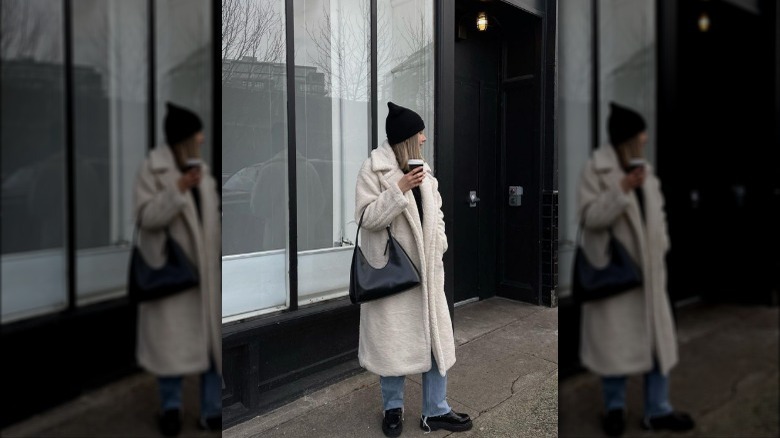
[601,362,673,419]
[158,363,221,419]
[380,354,451,417]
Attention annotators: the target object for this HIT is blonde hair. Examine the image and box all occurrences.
[390,132,423,172]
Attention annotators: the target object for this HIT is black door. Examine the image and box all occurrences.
[451,0,543,305]
[497,79,539,302]
[453,78,498,304]
[496,8,542,303]
[660,0,778,305]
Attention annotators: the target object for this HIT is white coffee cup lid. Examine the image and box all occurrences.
[629,158,646,165]
[408,159,424,165]
[186,158,202,165]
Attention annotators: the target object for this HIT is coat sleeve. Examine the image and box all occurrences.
[354,160,409,231]
[134,159,188,231]
[433,176,448,254]
[577,160,631,231]
[656,176,671,253]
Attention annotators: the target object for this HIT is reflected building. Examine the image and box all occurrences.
[221,56,331,254]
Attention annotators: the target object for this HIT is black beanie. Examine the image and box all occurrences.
[165,102,203,146]
[386,102,425,145]
[608,102,646,147]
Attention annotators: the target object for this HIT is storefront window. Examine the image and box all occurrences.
[156,0,213,163]
[221,0,436,319]
[293,0,370,306]
[221,0,290,319]
[72,0,149,305]
[2,0,212,323]
[1,0,69,323]
[558,0,594,299]
[598,0,656,163]
[377,0,435,165]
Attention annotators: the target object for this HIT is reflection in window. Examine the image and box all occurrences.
[378,0,435,165]
[598,0,656,161]
[156,0,213,165]
[293,0,370,305]
[1,0,69,322]
[72,0,149,303]
[221,0,289,318]
[220,0,438,316]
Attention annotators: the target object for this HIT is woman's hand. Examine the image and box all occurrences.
[178,167,202,192]
[620,167,646,193]
[397,167,425,193]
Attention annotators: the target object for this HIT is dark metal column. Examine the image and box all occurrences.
[591,0,599,149]
[285,0,299,311]
[371,0,378,150]
[435,0,456,322]
[148,0,156,150]
[213,0,222,185]
[63,0,76,311]
[540,0,558,307]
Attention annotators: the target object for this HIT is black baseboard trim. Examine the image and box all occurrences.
[222,298,361,428]
[1,298,138,428]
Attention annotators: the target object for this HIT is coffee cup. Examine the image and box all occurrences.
[184,158,203,171]
[408,159,424,171]
[626,158,645,172]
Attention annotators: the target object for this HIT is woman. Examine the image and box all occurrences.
[134,102,222,436]
[355,102,472,437]
[577,102,694,436]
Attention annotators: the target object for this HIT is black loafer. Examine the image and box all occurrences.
[158,409,182,437]
[198,415,222,432]
[641,411,695,432]
[602,409,626,437]
[382,408,403,437]
[420,410,473,432]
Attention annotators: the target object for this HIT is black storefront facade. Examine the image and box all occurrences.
[1,0,218,428]
[221,0,558,428]
[557,0,780,379]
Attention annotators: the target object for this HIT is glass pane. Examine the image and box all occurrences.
[156,0,213,164]
[598,0,656,163]
[377,0,435,165]
[221,0,289,318]
[558,0,594,298]
[1,0,69,322]
[294,0,370,305]
[72,0,148,304]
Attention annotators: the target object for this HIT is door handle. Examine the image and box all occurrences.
[509,186,523,206]
[469,191,480,207]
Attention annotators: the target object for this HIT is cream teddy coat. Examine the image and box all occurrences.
[354,141,455,377]
[577,145,678,376]
[134,146,222,376]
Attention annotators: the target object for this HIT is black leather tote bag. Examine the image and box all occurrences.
[349,210,421,304]
[572,223,643,304]
[128,221,199,303]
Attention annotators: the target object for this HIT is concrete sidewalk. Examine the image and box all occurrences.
[225,297,559,438]
[559,302,779,438]
[2,370,220,438]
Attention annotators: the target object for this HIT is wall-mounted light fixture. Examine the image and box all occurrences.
[477,12,488,31]
[698,13,710,32]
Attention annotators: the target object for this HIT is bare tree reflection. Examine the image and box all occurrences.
[222,0,285,81]
[1,0,61,61]
[305,1,389,101]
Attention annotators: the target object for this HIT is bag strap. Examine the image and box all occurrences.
[355,209,393,254]
[133,208,172,246]
[576,214,615,246]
